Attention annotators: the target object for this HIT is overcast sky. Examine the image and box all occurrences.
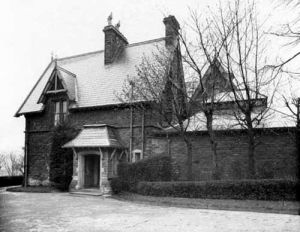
[0,0,299,153]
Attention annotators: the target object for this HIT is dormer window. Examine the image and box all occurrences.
[54,100,68,126]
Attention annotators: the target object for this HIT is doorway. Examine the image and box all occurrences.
[84,155,100,188]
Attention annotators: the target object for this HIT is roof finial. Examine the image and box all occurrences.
[51,51,54,61]
[107,12,113,25]
[54,56,57,69]
[115,20,120,30]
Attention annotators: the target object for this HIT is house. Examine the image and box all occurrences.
[15,14,297,193]
[15,15,185,193]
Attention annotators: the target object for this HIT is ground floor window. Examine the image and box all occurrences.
[112,158,119,176]
[132,149,143,162]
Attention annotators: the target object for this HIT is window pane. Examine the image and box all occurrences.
[135,152,141,162]
[55,102,60,113]
[54,114,59,126]
[56,77,64,90]
[62,101,67,113]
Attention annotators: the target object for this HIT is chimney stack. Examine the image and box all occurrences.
[103,13,128,65]
[163,15,180,47]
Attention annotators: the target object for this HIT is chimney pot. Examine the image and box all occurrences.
[103,19,128,65]
[163,15,180,47]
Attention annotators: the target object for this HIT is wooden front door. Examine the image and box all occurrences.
[84,155,100,188]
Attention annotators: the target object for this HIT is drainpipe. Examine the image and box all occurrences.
[24,119,29,187]
[141,106,145,158]
[129,81,134,162]
[167,131,171,157]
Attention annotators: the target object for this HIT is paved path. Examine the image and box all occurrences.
[0,191,299,232]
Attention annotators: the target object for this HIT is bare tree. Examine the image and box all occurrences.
[271,0,300,71]
[177,9,237,179]
[120,2,281,180]
[284,97,300,180]
[119,41,195,179]
[1,152,24,176]
[0,153,6,174]
[119,12,235,180]
[213,0,280,178]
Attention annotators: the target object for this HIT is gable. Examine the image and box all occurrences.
[191,60,234,103]
[37,67,68,104]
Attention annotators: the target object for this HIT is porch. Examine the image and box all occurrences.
[62,124,127,194]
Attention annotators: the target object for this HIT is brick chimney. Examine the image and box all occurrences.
[163,15,180,47]
[103,14,128,64]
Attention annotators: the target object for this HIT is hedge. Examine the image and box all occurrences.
[110,155,180,193]
[0,176,23,187]
[136,179,299,201]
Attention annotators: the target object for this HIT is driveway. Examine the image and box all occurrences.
[0,191,299,232]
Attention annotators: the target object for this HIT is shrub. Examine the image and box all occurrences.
[136,179,299,201]
[49,123,78,191]
[0,176,23,187]
[116,155,180,192]
[110,178,126,194]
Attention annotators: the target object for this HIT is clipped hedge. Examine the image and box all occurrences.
[136,179,299,201]
[0,176,23,187]
[110,155,180,193]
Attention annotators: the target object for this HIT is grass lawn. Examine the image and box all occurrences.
[6,186,62,193]
[113,192,300,215]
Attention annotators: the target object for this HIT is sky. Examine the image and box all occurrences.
[0,0,299,153]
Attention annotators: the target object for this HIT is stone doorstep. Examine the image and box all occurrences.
[69,188,112,197]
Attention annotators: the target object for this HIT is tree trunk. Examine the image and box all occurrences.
[246,113,256,179]
[205,111,219,179]
[184,137,193,181]
[296,123,300,201]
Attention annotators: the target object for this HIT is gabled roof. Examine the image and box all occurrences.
[15,37,165,116]
[62,124,125,148]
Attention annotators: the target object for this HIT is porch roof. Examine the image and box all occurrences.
[62,124,125,148]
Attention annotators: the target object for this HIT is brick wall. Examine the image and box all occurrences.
[27,132,52,185]
[161,129,297,180]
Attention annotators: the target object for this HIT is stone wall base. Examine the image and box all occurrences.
[28,177,50,186]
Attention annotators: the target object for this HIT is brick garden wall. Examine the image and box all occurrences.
[158,129,297,181]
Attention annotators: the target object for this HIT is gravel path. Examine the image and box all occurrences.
[0,191,299,232]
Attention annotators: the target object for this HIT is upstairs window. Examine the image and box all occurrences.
[54,100,68,126]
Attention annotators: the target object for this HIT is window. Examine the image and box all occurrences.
[132,149,143,163]
[112,158,119,176]
[54,100,68,126]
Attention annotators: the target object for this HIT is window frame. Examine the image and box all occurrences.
[132,149,143,163]
[53,100,68,126]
